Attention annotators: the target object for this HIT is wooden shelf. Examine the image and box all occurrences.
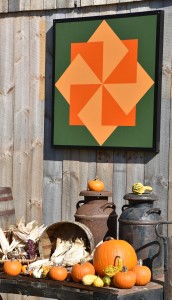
[0,274,164,300]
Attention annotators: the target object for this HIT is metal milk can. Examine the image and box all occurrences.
[75,190,117,246]
[118,192,164,279]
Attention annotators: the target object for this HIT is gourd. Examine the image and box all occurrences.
[88,176,104,192]
[103,275,111,286]
[130,259,151,286]
[93,239,137,277]
[3,260,22,276]
[112,266,136,289]
[49,266,68,281]
[104,256,123,277]
[132,183,152,195]
[93,276,104,287]
[82,274,97,285]
[71,261,95,282]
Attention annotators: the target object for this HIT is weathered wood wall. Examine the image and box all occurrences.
[0,1,171,300]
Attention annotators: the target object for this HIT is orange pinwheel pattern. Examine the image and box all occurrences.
[55,20,154,146]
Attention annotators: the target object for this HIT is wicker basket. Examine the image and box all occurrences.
[39,221,95,259]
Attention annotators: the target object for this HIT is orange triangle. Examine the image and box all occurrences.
[105,39,138,84]
[70,84,100,125]
[102,86,136,126]
[71,42,103,81]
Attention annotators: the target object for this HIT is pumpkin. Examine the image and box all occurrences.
[93,239,137,277]
[49,266,68,281]
[71,261,95,282]
[130,259,151,286]
[112,266,136,289]
[21,264,27,274]
[88,176,104,192]
[3,260,22,276]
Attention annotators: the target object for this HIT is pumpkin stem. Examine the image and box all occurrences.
[80,258,86,264]
[114,256,123,271]
[103,236,114,242]
[138,259,143,266]
[122,266,128,272]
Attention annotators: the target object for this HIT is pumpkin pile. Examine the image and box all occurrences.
[3,237,151,291]
[1,179,152,291]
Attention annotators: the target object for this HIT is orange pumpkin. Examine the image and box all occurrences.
[49,266,68,281]
[93,239,137,277]
[3,260,22,276]
[130,259,151,286]
[88,177,104,192]
[71,261,95,282]
[113,266,136,289]
[21,264,28,274]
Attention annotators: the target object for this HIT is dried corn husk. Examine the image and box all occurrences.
[0,228,24,260]
[50,238,91,266]
[10,218,47,243]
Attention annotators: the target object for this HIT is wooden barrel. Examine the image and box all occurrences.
[39,221,95,260]
[0,187,16,230]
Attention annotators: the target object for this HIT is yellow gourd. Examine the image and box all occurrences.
[93,276,104,287]
[82,274,97,285]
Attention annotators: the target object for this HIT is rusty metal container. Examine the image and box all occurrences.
[118,192,164,279]
[75,190,117,246]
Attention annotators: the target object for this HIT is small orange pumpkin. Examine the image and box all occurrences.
[113,266,136,289]
[3,260,22,276]
[130,259,151,286]
[88,176,104,192]
[71,261,95,282]
[49,266,68,281]
[93,239,137,277]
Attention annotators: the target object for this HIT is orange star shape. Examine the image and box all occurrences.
[55,20,154,145]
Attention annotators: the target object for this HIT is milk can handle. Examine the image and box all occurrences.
[122,204,130,211]
[146,208,161,215]
[76,200,85,209]
[99,202,116,213]
[155,221,172,239]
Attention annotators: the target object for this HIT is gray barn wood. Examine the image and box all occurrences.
[0,1,172,300]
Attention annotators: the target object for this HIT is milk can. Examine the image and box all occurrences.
[118,192,164,279]
[75,190,117,246]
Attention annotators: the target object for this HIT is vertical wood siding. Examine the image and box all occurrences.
[0,2,171,300]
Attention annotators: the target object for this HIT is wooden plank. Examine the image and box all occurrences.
[113,151,127,230]
[19,0,31,11]
[43,12,66,227]
[79,150,97,191]
[12,15,30,222]
[162,7,172,231]
[30,0,44,10]
[43,160,62,225]
[126,151,145,193]
[96,150,113,198]
[0,17,14,189]
[43,0,56,10]
[62,149,80,221]
[56,0,81,9]
[28,16,45,224]
[8,0,20,12]
[0,0,8,12]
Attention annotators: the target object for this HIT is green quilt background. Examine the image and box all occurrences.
[53,13,160,149]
